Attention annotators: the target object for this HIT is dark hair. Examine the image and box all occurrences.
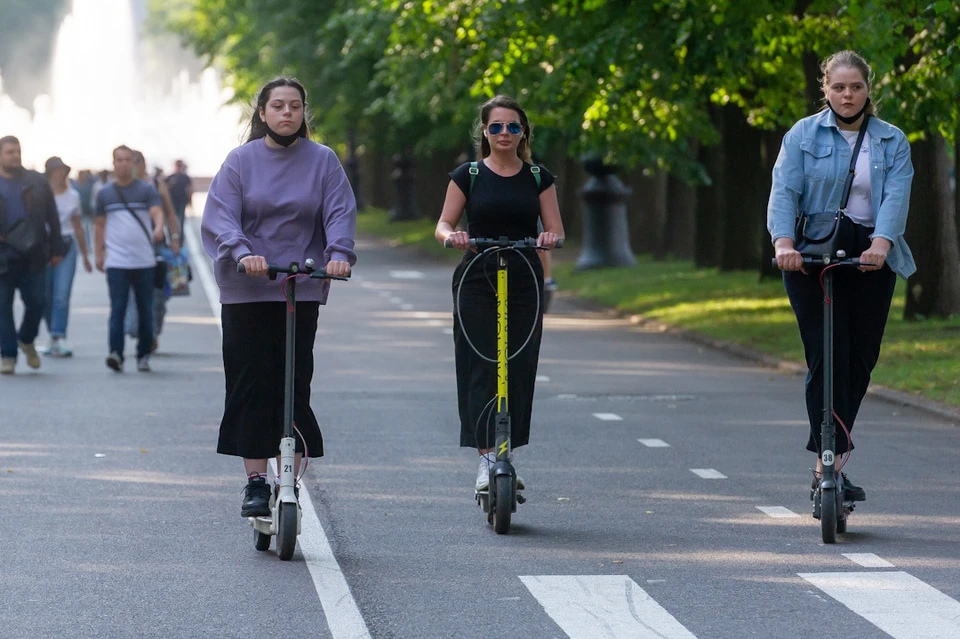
[820,50,877,116]
[112,145,133,160]
[245,77,310,144]
[131,150,145,165]
[474,95,533,163]
[0,135,20,151]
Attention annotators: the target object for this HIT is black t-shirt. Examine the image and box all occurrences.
[448,160,555,240]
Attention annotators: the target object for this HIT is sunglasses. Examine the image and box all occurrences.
[487,121,523,135]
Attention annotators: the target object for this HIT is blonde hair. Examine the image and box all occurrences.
[820,50,877,115]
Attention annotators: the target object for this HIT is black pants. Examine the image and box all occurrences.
[453,250,544,450]
[783,225,896,455]
[218,302,323,459]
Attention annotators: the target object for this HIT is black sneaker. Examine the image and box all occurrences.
[840,473,866,502]
[241,477,272,517]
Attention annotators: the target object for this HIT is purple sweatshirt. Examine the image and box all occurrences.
[202,138,357,304]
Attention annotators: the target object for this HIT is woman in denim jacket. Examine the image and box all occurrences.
[767,50,915,501]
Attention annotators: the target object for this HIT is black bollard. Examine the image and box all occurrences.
[389,153,420,221]
[575,155,637,270]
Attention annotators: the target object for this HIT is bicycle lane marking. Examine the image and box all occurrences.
[520,575,698,639]
[185,219,373,639]
[798,571,960,639]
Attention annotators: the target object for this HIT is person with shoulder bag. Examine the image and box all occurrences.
[94,145,166,373]
[0,136,66,375]
[766,50,915,502]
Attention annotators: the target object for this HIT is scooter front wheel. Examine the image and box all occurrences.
[277,503,298,560]
[254,528,271,551]
[820,488,837,544]
[493,475,513,534]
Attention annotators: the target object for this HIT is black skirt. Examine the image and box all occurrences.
[452,250,544,450]
[218,302,324,459]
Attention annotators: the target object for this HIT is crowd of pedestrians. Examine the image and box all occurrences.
[0,134,193,375]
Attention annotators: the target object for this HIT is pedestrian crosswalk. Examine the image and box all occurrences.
[519,556,960,639]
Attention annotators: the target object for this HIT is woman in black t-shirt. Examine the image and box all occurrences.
[435,95,564,493]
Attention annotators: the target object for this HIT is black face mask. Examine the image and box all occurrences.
[829,97,871,125]
[266,126,300,147]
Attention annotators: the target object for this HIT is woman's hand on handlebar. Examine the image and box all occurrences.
[537,232,561,249]
[859,238,891,272]
[240,255,269,277]
[325,259,351,277]
[775,244,803,271]
[446,231,472,251]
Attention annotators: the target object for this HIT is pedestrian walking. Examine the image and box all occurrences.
[41,156,93,357]
[0,136,66,374]
[166,159,193,236]
[434,95,564,491]
[94,145,166,373]
[202,77,357,517]
[767,50,915,501]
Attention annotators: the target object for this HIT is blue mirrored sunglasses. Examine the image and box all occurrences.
[487,121,522,135]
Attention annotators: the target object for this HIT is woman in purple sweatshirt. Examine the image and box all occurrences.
[201,77,357,518]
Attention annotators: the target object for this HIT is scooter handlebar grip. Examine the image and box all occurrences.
[237,262,246,274]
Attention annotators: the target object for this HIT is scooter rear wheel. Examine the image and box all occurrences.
[254,528,271,551]
[493,475,513,535]
[277,503,298,560]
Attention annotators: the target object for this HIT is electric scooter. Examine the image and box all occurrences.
[237,258,348,560]
[446,236,560,534]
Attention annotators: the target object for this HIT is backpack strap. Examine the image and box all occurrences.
[468,162,479,195]
[530,164,541,190]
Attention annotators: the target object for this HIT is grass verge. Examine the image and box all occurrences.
[554,256,960,407]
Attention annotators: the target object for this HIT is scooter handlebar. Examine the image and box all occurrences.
[237,260,350,281]
[770,257,876,268]
[443,236,564,250]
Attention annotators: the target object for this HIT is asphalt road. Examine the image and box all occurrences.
[1,211,958,639]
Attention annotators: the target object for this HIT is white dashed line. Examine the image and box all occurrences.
[843,553,895,568]
[756,506,800,518]
[690,469,727,479]
[638,439,670,448]
[536,375,551,382]
[389,270,424,279]
[442,328,454,335]
[593,413,623,421]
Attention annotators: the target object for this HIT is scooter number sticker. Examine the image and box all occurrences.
[821,450,835,466]
[283,464,293,473]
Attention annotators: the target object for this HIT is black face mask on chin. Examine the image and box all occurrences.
[829,97,871,125]
[266,126,300,147]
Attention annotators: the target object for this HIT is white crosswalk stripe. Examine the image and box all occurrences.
[799,571,960,639]
[520,575,698,639]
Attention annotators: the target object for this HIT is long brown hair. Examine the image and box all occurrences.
[474,95,533,163]
[820,50,877,116]
[245,77,311,144]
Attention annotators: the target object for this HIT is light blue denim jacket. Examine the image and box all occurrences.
[766,109,915,278]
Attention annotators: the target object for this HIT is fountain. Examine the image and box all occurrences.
[0,0,244,177]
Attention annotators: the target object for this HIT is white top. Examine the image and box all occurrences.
[54,188,81,237]
[840,128,873,226]
[95,180,162,270]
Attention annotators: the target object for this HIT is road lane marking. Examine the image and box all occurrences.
[400,304,414,311]
[536,375,550,382]
[389,297,403,304]
[798,571,960,639]
[593,413,623,421]
[520,575,698,639]
[638,439,670,448]
[756,506,800,518]
[842,553,895,568]
[186,222,372,639]
[690,468,726,479]
[442,328,454,335]
[389,270,424,279]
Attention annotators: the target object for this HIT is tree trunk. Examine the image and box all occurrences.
[695,111,725,268]
[629,170,667,255]
[758,127,787,280]
[661,167,697,260]
[904,133,960,319]
[719,105,763,271]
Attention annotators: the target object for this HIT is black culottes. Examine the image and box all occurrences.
[218,302,324,459]
[453,251,544,450]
